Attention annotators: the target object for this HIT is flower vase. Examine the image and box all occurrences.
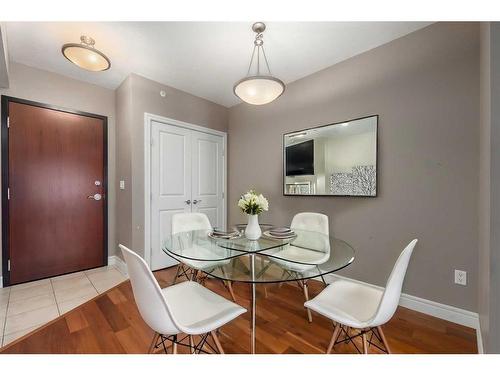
[245,214,262,240]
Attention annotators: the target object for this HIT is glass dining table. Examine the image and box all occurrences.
[162,228,355,354]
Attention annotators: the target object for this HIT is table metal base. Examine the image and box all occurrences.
[250,253,256,354]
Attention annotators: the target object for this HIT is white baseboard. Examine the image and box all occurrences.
[323,273,482,352]
[0,276,3,288]
[476,324,484,354]
[108,255,128,277]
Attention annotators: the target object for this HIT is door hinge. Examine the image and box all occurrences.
[7,259,10,271]
[7,116,10,128]
[7,187,10,200]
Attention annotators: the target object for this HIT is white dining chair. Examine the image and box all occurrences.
[171,212,237,301]
[119,244,246,354]
[271,212,329,322]
[304,239,418,354]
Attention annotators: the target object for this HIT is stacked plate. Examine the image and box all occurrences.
[208,229,241,240]
[264,227,296,239]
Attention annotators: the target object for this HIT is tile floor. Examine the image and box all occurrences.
[0,265,127,347]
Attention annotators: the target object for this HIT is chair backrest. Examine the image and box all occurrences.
[172,212,212,234]
[370,239,418,326]
[290,212,329,251]
[119,244,180,335]
[291,212,329,235]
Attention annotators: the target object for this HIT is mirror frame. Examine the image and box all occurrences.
[282,114,379,197]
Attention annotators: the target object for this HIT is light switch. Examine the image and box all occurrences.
[120,180,125,190]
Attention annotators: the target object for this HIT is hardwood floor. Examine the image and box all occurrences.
[0,267,478,354]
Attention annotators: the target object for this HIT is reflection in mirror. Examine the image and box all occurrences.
[283,115,377,196]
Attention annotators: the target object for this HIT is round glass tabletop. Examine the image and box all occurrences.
[162,229,355,283]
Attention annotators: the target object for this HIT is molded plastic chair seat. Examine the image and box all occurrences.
[268,212,330,322]
[271,245,329,273]
[119,244,246,354]
[171,213,237,302]
[162,281,245,335]
[304,239,418,354]
[305,278,383,328]
[161,281,246,335]
[177,244,231,271]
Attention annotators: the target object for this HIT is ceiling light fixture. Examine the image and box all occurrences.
[62,35,111,72]
[233,22,285,105]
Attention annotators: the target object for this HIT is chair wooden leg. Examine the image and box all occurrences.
[303,281,312,323]
[171,265,181,285]
[211,330,225,354]
[148,332,160,354]
[220,268,237,302]
[362,333,368,354]
[173,341,178,354]
[226,281,237,302]
[191,268,198,281]
[327,324,342,354]
[377,326,392,354]
[189,335,195,354]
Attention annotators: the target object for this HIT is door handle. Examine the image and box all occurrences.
[185,199,191,205]
[193,199,202,204]
[87,193,103,201]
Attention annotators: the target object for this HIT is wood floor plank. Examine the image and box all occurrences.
[65,308,90,334]
[95,295,130,332]
[0,267,477,354]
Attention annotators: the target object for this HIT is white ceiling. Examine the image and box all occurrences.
[4,22,431,107]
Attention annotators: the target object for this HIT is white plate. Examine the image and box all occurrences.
[208,232,242,240]
[263,230,297,240]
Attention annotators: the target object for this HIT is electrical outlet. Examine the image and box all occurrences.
[454,270,467,286]
[120,180,125,190]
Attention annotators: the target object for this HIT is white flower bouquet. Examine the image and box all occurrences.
[238,190,269,215]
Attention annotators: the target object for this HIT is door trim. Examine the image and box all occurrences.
[144,112,227,268]
[1,95,109,286]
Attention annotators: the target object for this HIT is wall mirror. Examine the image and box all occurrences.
[283,115,378,196]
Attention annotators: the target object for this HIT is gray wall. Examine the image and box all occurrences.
[115,76,134,251]
[0,62,116,277]
[478,22,491,352]
[0,27,9,88]
[228,22,479,311]
[489,22,500,354]
[479,21,500,354]
[115,74,228,257]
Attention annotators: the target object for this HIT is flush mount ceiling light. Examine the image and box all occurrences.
[62,35,111,72]
[233,22,285,105]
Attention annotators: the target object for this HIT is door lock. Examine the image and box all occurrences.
[87,193,103,201]
[193,199,202,204]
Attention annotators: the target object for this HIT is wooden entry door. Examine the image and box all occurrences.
[2,97,107,285]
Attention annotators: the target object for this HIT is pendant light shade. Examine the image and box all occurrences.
[62,35,111,72]
[234,22,285,105]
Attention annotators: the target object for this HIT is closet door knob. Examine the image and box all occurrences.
[185,199,191,205]
[193,199,202,204]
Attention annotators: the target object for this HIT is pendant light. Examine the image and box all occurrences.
[233,22,285,105]
[62,35,111,72]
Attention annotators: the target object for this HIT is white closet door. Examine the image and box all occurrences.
[150,121,192,270]
[191,131,225,230]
